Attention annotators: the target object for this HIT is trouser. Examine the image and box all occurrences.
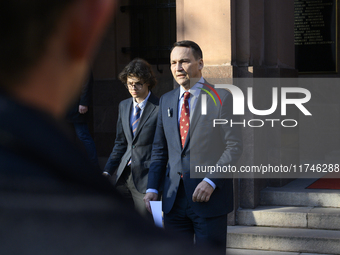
[73,122,99,169]
[163,179,227,255]
[115,166,151,220]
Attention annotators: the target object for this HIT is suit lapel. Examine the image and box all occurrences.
[168,88,182,150]
[122,99,133,142]
[188,91,203,139]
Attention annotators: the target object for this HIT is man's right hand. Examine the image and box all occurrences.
[143,192,158,213]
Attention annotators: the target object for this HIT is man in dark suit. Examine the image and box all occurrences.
[103,58,159,216]
[144,40,243,254]
[66,71,100,169]
[0,2,223,254]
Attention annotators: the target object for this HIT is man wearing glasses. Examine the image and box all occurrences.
[103,58,159,217]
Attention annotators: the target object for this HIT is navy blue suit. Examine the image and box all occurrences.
[147,81,243,251]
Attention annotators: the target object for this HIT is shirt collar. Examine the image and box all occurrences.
[133,91,151,110]
[179,77,204,100]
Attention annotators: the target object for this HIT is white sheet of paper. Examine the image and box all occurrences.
[150,201,163,228]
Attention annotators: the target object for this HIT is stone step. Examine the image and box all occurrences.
[261,189,340,207]
[226,248,333,255]
[227,226,340,254]
[237,206,340,230]
[260,179,340,208]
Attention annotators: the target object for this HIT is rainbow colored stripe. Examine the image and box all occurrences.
[198,82,222,106]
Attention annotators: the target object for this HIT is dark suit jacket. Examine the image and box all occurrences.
[104,92,159,193]
[147,81,243,218]
[0,92,220,255]
[66,72,93,123]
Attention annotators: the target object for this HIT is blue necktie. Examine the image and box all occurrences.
[131,105,141,136]
[128,105,141,166]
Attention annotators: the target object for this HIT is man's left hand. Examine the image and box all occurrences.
[192,180,214,202]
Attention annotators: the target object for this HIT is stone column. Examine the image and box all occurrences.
[233,0,299,209]
[176,0,233,81]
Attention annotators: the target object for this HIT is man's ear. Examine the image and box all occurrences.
[198,59,204,70]
[67,0,117,61]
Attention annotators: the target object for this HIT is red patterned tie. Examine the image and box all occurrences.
[180,92,190,148]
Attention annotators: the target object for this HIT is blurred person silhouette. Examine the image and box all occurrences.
[0,1,223,254]
[66,71,100,169]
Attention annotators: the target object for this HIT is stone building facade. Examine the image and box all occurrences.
[91,0,340,221]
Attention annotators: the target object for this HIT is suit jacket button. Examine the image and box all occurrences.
[182,154,186,158]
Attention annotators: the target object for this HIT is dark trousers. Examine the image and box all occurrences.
[73,122,99,169]
[164,180,227,255]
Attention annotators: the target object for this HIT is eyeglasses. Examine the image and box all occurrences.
[127,82,145,89]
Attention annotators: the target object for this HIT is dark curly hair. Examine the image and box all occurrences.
[119,58,157,90]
